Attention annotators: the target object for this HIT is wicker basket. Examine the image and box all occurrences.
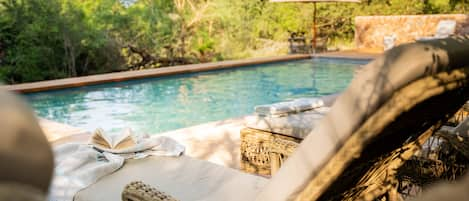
[240,128,301,175]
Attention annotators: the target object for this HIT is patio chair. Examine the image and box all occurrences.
[416,20,457,41]
[311,36,328,53]
[73,36,469,201]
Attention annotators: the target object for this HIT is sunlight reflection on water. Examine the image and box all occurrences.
[26,58,369,134]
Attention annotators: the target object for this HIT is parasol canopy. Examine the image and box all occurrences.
[271,0,361,53]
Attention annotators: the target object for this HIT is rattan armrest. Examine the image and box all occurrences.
[122,181,179,201]
[269,137,300,175]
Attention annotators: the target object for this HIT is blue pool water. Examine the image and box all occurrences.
[26,58,369,134]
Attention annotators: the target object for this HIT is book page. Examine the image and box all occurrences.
[90,128,137,151]
[110,129,133,148]
[113,135,135,150]
[91,129,112,149]
[92,129,114,149]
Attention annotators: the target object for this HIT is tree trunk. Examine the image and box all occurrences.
[63,33,77,77]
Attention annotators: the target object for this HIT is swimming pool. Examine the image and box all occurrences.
[26,58,369,134]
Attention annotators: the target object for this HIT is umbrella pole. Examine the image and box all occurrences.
[312,2,317,54]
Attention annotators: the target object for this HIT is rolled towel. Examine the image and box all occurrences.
[246,107,330,139]
[255,98,324,116]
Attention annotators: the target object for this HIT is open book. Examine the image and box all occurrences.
[91,128,136,151]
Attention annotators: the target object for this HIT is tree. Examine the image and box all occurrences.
[0,0,467,83]
[0,0,123,83]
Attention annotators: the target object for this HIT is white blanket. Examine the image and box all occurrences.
[255,98,324,116]
[49,136,185,201]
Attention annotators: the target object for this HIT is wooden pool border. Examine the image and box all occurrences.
[1,53,378,93]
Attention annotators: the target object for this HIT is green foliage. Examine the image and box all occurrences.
[0,0,467,83]
[0,0,123,83]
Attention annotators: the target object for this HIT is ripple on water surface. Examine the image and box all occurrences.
[26,58,369,134]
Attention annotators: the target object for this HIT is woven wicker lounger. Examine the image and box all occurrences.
[117,36,469,201]
[260,36,469,201]
[116,36,469,201]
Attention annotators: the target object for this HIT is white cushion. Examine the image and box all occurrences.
[75,156,267,201]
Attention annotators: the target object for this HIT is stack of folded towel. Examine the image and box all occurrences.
[255,98,324,117]
[246,97,330,139]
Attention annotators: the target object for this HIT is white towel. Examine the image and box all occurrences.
[49,143,124,201]
[255,98,324,116]
[49,136,185,201]
[117,136,186,159]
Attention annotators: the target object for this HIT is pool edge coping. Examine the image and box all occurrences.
[1,54,311,93]
[2,53,378,93]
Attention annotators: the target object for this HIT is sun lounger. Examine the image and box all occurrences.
[76,155,267,201]
[257,36,469,201]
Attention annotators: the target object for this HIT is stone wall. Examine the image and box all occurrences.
[355,14,469,51]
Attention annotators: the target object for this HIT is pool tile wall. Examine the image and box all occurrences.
[355,14,469,51]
